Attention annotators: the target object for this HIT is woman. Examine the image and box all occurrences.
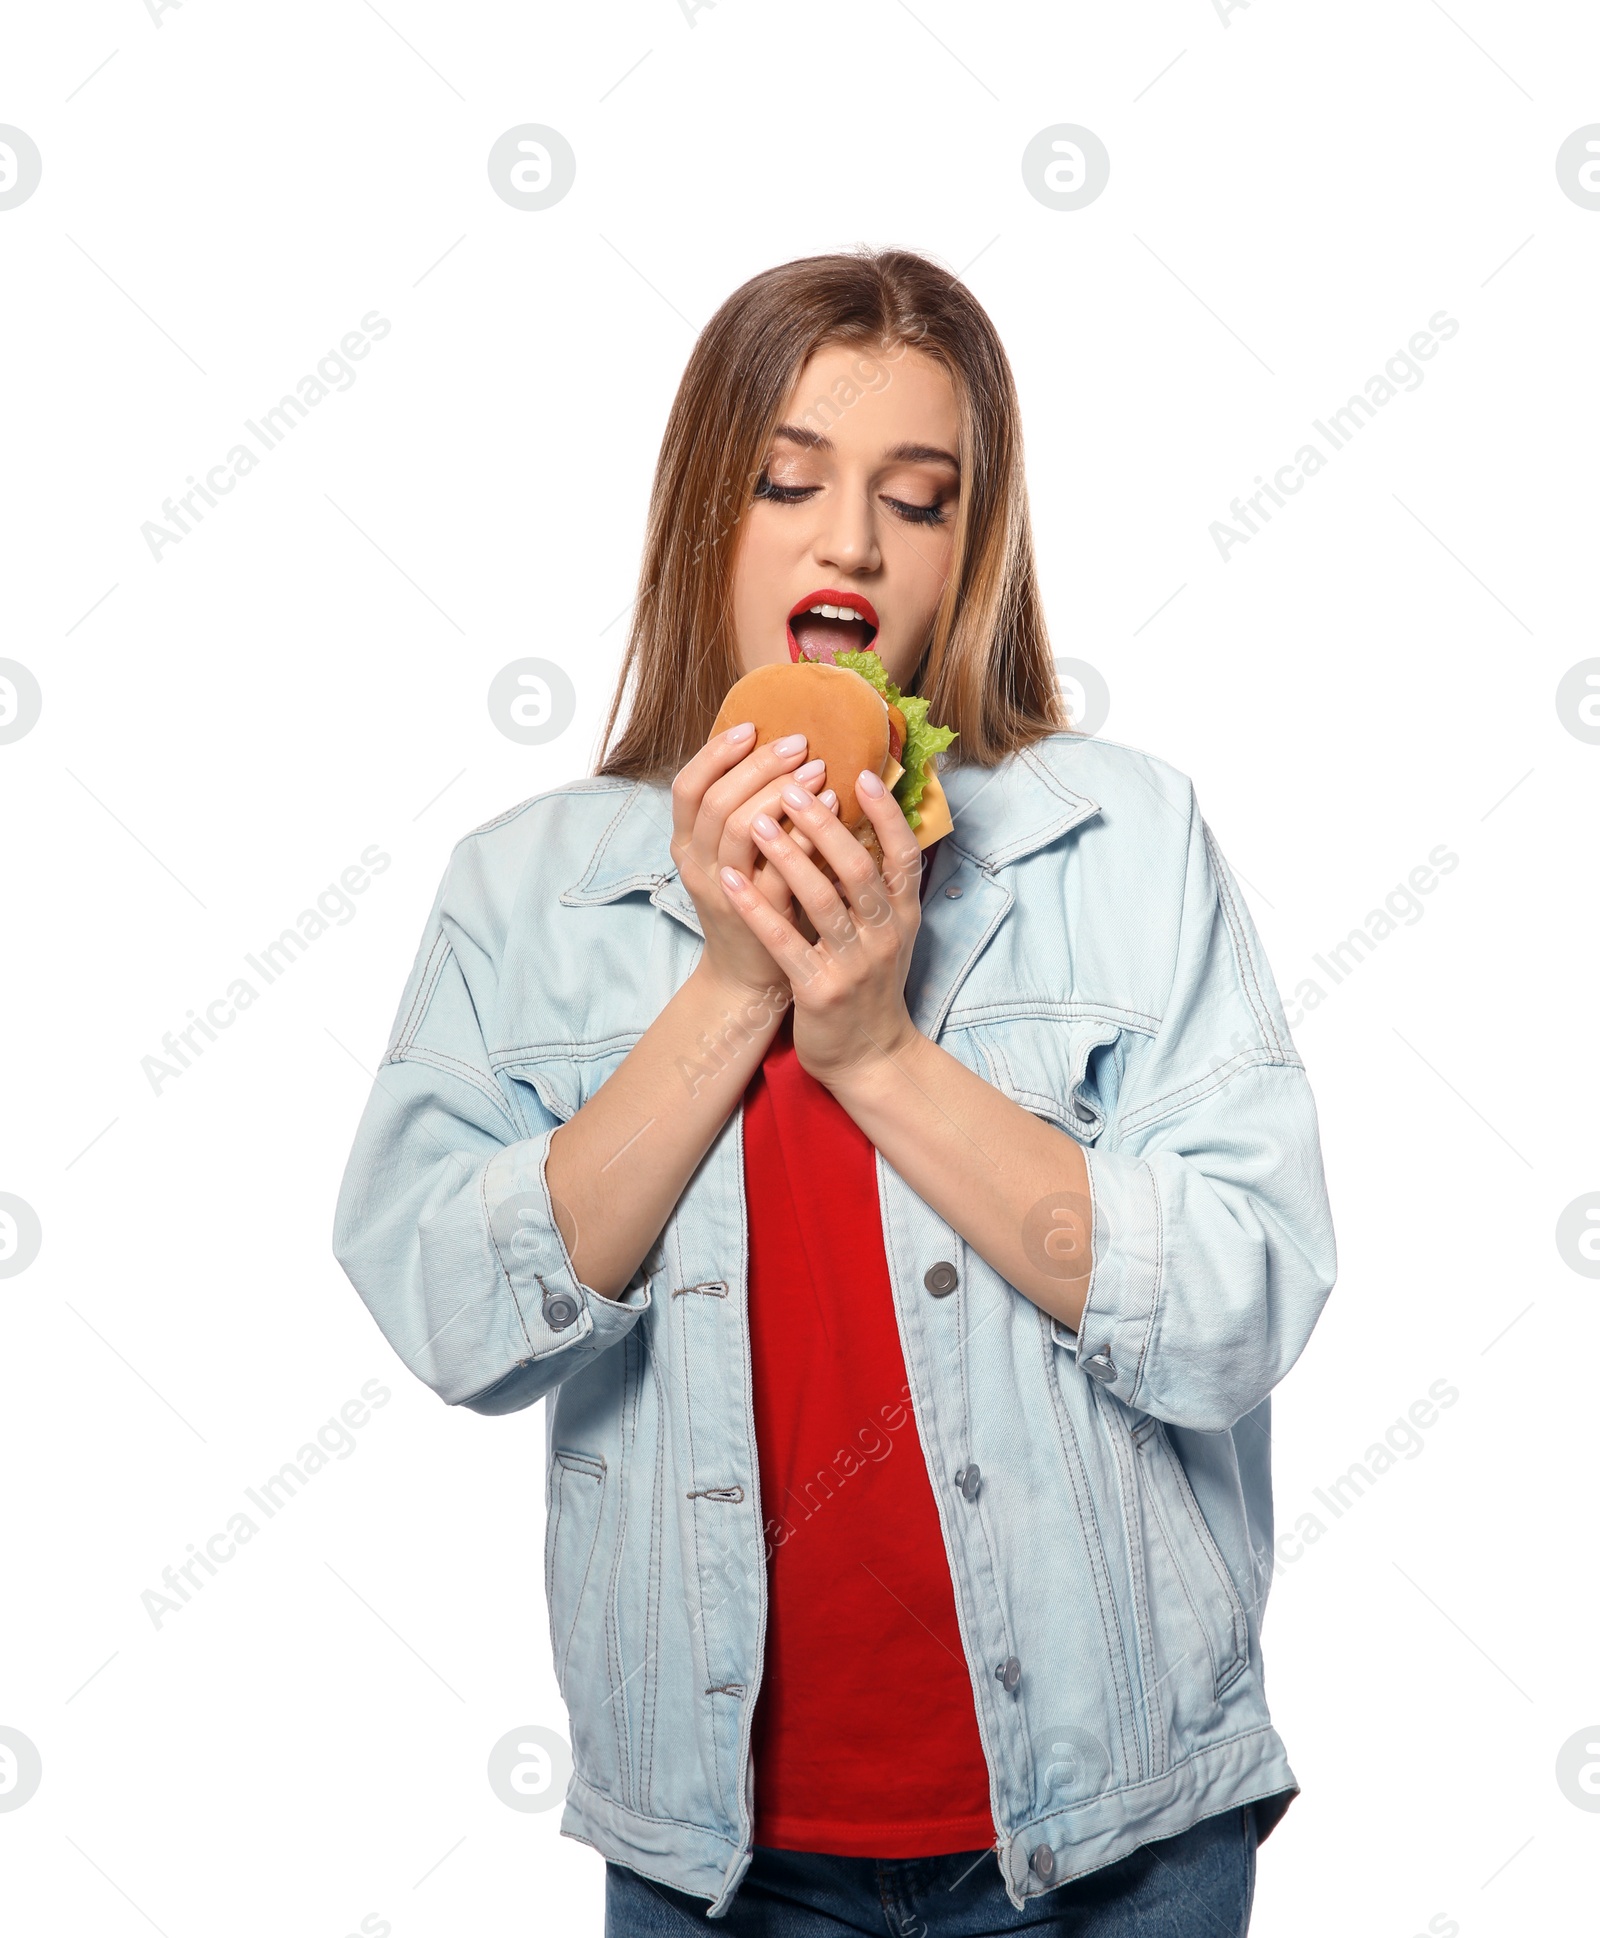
[333,248,1337,1936]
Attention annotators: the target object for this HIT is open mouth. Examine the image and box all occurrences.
[787,589,880,664]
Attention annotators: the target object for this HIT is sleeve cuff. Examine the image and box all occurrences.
[1050,1143,1162,1410]
[483,1130,657,1363]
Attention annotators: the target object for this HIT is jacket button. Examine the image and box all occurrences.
[955,1463,981,1502]
[1082,1351,1117,1383]
[944,884,963,899]
[995,1655,1021,1693]
[1030,1844,1056,1881]
[924,1261,959,1297]
[543,1289,580,1330]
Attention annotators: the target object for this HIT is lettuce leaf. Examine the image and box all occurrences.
[895,695,957,826]
[834,650,958,830]
[834,649,892,699]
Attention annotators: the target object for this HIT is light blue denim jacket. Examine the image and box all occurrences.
[332,729,1337,1916]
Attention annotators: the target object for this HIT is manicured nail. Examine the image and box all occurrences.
[820,789,838,811]
[720,865,746,892]
[858,769,886,797]
[794,758,825,781]
[751,811,780,837]
[726,721,755,741]
[773,733,807,756]
[780,782,812,812]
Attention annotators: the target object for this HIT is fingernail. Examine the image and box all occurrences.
[794,758,825,781]
[780,782,812,812]
[751,811,780,837]
[820,789,838,811]
[858,769,886,798]
[720,865,746,892]
[726,721,755,740]
[773,733,807,756]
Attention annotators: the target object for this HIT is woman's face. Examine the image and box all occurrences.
[729,340,962,692]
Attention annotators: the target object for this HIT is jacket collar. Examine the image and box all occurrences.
[561,737,1102,934]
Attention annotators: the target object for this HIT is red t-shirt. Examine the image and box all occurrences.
[742,840,995,1857]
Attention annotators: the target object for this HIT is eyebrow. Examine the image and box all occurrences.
[771,424,960,470]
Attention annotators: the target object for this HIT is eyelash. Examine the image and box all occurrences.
[753,475,950,527]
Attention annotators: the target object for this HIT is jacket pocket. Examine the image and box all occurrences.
[497,1035,643,1132]
[957,1010,1130,1143]
[1093,1392,1250,1769]
[544,1448,623,1797]
[546,1449,606,1672]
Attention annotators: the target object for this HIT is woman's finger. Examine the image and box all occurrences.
[752,852,797,918]
[718,864,813,983]
[674,733,812,898]
[767,782,906,942]
[851,771,924,907]
[747,800,863,952]
[717,759,831,886]
[670,720,759,847]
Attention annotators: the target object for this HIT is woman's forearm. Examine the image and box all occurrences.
[827,1030,1095,1333]
[545,963,788,1299]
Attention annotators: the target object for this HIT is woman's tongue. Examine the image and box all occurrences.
[791,613,874,663]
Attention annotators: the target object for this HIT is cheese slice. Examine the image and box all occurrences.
[881,755,904,792]
[912,763,953,847]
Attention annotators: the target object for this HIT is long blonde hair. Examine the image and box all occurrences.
[594,247,1066,780]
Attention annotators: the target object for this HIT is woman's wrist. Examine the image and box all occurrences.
[689,958,792,1032]
[814,1009,927,1107]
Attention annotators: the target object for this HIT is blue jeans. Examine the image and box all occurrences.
[604,1805,1257,1935]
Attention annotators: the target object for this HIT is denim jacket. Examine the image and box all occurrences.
[332,728,1337,1916]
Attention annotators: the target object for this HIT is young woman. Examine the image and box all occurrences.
[334,249,1337,1936]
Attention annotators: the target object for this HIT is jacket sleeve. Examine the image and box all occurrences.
[1062,783,1337,1432]
[331,851,655,1416]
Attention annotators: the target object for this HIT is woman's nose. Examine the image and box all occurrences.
[813,482,881,575]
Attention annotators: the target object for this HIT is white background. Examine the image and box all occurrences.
[2,2,1597,1933]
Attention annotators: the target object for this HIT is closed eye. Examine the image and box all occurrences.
[752,477,815,505]
[883,495,949,527]
[753,475,951,527]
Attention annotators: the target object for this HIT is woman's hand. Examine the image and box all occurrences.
[716,768,925,1087]
[670,721,839,1000]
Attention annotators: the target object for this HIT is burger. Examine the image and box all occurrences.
[710,647,957,877]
